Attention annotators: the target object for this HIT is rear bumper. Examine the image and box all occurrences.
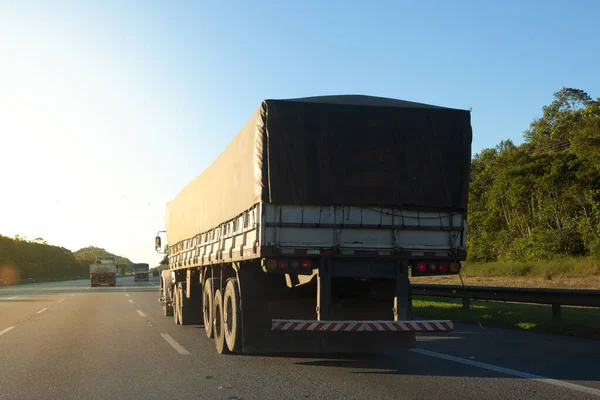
[272,319,453,332]
[90,279,115,286]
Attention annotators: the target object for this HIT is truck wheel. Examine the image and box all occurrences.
[203,278,219,338]
[177,283,190,325]
[162,302,173,317]
[173,284,181,325]
[213,289,230,354]
[224,279,242,353]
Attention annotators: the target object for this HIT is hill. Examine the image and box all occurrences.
[0,235,83,280]
[74,246,135,272]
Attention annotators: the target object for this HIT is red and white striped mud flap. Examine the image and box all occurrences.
[271,320,454,332]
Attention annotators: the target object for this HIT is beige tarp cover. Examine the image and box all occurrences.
[165,104,267,245]
[166,95,472,245]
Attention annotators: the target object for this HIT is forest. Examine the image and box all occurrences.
[0,237,134,282]
[0,235,84,281]
[468,88,599,262]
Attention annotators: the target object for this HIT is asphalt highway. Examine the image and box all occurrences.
[1,277,599,399]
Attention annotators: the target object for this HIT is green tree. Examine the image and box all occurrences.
[468,88,600,261]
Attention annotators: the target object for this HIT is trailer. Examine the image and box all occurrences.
[133,263,150,282]
[90,256,117,287]
[155,95,472,354]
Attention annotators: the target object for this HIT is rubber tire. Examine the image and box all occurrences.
[203,278,219,338]
[224,279,242,353]
[173,284,180,325]
[162,302,173,317]
[177,283,183,325]
[213,289,229,354]
[178,283,194,325]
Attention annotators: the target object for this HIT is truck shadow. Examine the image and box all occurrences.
[291,352,502,379]
[287,331,600,383]
[245,349,503,379]
[179,313,600,384]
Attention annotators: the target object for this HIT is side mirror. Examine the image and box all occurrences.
[155,230,167,254]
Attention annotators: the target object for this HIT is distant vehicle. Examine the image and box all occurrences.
[133,263,150,282]
[155,96,471,355]
[90,256,117,287]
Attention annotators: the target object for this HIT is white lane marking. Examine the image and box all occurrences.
[7,296,19,300]
[160,333,190,355]
[411,348,600,397]
[0,326,15,336]
[125,294,129,297]
[136,310,146,317]
[128,299,134,304]
[36,307,48,314]
[57,299,65,303]
[71,294,76,296]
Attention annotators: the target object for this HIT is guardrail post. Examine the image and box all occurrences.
[463,297,471,312]
[552,303,561,324]
[407,285,413,320]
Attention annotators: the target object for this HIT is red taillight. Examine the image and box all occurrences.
[417,263,427,273]
[91,273,97,277]
[301,260,312,269]
[439,263,449,273]
[320,249,334,256]
[108,273,114,277]
[450,262,460,273]
[278,260,289,269]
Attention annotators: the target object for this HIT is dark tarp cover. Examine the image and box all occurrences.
[165,95,472,244]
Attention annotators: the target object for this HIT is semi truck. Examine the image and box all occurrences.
[90,256,117,287]
[133,263,150,282]
[155,95,472,354]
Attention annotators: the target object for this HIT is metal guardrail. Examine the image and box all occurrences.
[411,284,600,321]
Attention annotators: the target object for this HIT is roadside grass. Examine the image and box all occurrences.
[460,257,600,279]
[410,257,600,289]
[412,295,600,340]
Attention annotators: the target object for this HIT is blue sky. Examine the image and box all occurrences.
[1,1,598,265]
